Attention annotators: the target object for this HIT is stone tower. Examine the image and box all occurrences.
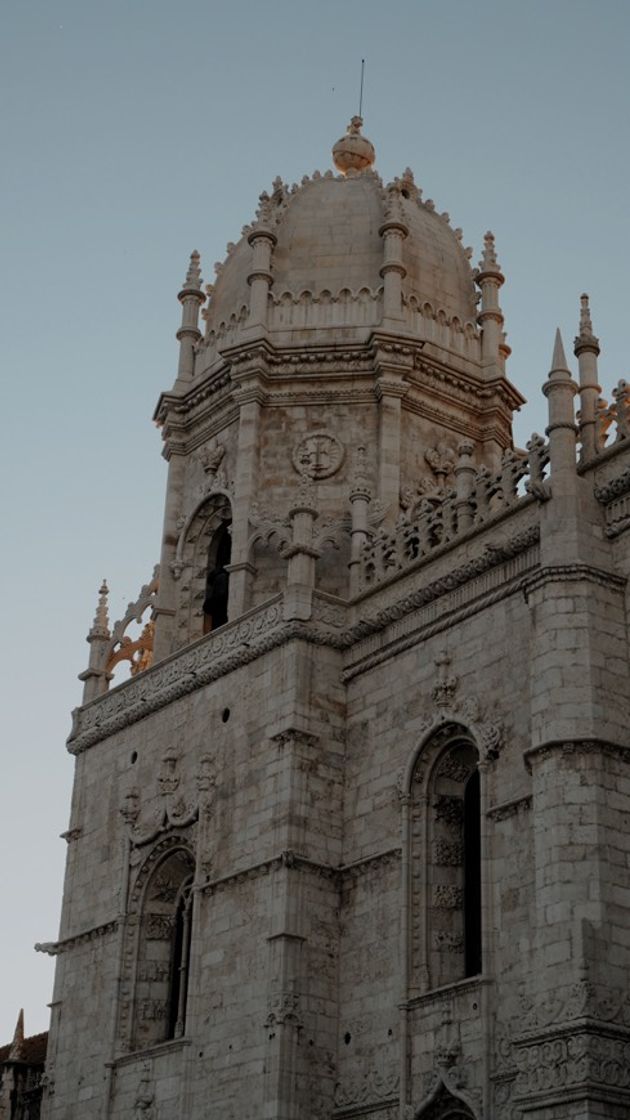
[39,120,630,1119]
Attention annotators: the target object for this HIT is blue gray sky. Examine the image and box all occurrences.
[2,0,629,1040]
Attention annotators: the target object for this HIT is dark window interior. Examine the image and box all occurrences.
[463,767,482,976]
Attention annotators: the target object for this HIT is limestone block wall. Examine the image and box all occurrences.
[341,581,536,1113]
[46,634,346,1120]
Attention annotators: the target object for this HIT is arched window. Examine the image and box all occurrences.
[410,733,482,991]
[202,520,231,633]
[132,848,195,1050]
[173,494,232,646]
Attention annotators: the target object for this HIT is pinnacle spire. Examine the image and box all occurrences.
[551,328,570,373]
[89,580,110,639]
[479,230,500,272]
[579,293,593,338]
[574,291,599,354]
[8,1009,25,1061]
[183,250,202,291]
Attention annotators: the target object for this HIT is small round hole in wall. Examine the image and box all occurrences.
[387,1028,393,1037]
[472,1002,478,1011]
[130,751,138,764]
[344,1032,351,1045]
[222,708,230,723]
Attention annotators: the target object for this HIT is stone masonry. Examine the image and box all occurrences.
[39,120,630,1119]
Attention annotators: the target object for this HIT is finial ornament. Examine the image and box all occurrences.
[90,580,110,639]
[478,230,500,273]
[579,293,593,337]
[183,250,202,291]
[332,116,375,175]
[575,291,600,353]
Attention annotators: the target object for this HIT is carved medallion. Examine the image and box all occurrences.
[292,431,345,480]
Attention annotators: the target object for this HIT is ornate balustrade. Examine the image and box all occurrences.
[359,436,549,590]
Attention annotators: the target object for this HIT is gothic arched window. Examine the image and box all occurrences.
[410,734,482,991]
[132,847,195,1050]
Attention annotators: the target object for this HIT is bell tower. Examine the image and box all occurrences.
[41,119,630,1120]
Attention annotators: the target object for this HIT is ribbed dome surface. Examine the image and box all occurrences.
[205,169,478,334]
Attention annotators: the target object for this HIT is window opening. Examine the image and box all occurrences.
[463,768,482,976]
[168,878,193,1039]
[203,522,231,633]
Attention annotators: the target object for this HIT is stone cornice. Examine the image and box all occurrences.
[199,846,401,896]
[486,795,532,821]
[153,367,232,426]
[522,563,625,599]
[35,919,118,956]
[524,738,630,772]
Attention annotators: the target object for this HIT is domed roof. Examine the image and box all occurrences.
[203,125,479,345]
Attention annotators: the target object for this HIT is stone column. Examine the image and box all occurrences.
[176,251,205,383]
[574,293,601,464]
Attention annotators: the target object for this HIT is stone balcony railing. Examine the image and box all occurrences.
[358,435,550,590]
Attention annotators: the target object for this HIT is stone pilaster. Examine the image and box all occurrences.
[227,345,268,617]
[373,334,411,522]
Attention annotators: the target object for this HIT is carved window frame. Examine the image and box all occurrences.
[402,721,486,996]
[118,835,196,1054]
[175,494,232,644]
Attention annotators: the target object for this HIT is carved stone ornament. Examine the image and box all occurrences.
[133,1067,156,1119]
[333,1067,399,1109]
[119,747,208,847]
[292,430,345,480]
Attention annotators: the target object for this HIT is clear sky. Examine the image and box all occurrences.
[1,0,629,1041]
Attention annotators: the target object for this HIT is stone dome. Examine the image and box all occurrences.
[203,141,479,349]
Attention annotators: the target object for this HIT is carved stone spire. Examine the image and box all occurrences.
[543,328,578,491]
[478,230,501,274]
[551,327,570,373]
[8,1009,25,1062]
[183,249,202,292]
[176,251,205,381]
[82,579,113,703]
[476,231,507,377]
[89,580,110,640]
[574,294,602,463]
